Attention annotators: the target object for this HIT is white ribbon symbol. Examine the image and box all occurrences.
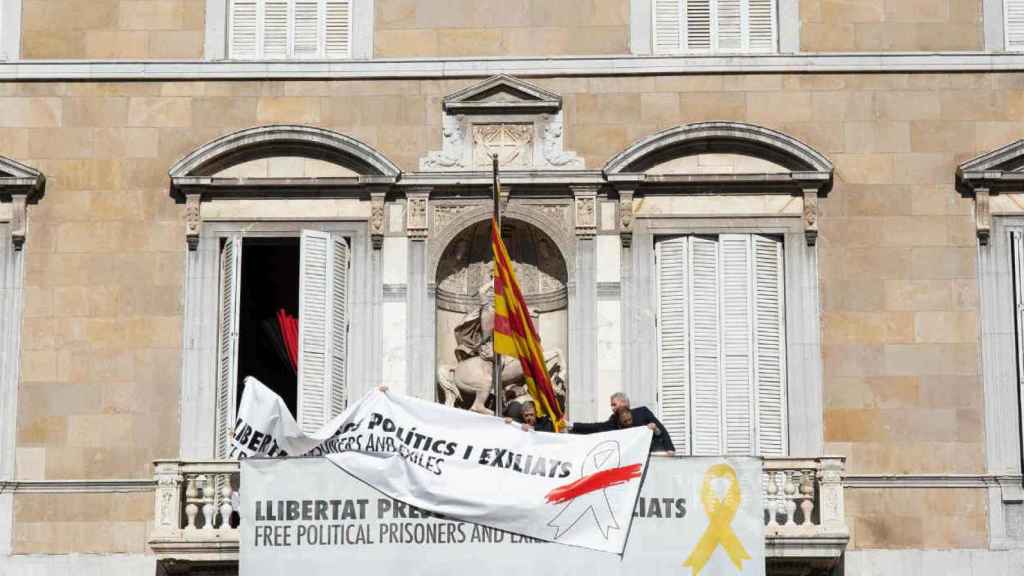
[546,440,624,540]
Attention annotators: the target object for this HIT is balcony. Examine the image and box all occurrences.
[149,456,848,574]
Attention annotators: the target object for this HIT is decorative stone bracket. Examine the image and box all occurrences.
[405,187,431,241]
[803,188,820,246]
[0,157,46,251]
[572,185,599,239]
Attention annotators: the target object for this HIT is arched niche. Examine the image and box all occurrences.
[433,217,569,415]
[427,204,575,283]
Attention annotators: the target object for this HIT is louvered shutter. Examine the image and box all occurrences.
[214,236,242,458]
[298,231,350,432]
[653,0,683,54]
[753,235,787,455]
[298,230,330,433]
[689,236,722,455]
[293,0,320,58]
[329,234,350,418]
[685,0,712,50]
[325,0,353,58]
[720,235,754,455]
[716,0,742,50]
[229,0,259,59]
[747,0,777,52]
[262,0,289,58]
[656,237,692,455]
[1007,0,1024,50]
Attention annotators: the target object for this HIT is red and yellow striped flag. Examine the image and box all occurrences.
[491,218,565,431]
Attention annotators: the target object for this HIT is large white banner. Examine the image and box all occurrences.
[231,377,653,554]
[241,457,766,576]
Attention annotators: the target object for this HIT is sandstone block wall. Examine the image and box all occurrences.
[373,0,629,57]
[20,0,205,59]
[3,72,1010,552]
[800,0,983,51]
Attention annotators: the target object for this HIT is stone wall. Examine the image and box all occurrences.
[3,72,1014,552]
[374,0,629,57]
[800,0,983,51]
[20,0,205,59]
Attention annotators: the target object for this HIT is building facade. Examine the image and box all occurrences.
[2,1,1024,574]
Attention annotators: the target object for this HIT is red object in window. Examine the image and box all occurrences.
[277,309,298,371]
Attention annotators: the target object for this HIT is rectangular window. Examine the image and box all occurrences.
[229,0,353,60]
[655,234,787,456]
[653,0,777,54]
[1007,0,1024,50]
[215,230,350,457]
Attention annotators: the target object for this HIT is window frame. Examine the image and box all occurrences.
[633,0,799,55]
[978,217,1024,548]
[205,0,374,60]
[181,220,371,459]
[628,216,821,456]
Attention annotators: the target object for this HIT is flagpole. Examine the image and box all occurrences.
[492,153,505,419]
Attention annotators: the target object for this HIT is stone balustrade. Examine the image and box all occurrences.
[149,456,847,567]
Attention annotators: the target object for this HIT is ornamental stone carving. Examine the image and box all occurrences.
[419,75,583,172]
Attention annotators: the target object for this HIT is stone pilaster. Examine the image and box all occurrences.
[405,187,433,401]
[569,185,599,420]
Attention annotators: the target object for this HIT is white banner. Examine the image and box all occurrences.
[240,457,765,576]
[232,377,653,554]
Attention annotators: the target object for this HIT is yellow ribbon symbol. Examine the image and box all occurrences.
[683,463,751,575]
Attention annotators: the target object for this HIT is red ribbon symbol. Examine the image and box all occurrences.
[545,441,642,540]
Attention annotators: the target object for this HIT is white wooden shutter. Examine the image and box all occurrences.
[298,231,350,432]
[720,235,754,455]
[1007,0,1024,50]
[654,0,683,54]
[656,237,692,455]
[325,0,353,58]
[229,0,259,59]
[329,234,350,418]
[262,0,289,58]
[747,0,777,52]
[689,236,722,455]
[716,0,742,50]
[298,230,330,433]
[753,234,787,456]
[292,0,320,58]
[685,0,712,51]
[214,236,242,458]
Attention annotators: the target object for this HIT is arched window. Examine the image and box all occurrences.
[606,122,832,457]
[171,125,397,458]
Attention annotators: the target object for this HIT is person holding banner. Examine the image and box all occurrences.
[617,408,674,453]
[504,400,556,432]
[568,392,674,453]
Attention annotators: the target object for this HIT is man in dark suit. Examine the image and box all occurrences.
[617,407,674,453]
[568,392,675,453]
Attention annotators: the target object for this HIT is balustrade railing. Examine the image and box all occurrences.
[150,456,846,560]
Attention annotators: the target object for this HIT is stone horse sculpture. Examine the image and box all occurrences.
[437,283,565,414]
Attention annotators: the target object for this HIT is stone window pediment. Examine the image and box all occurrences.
[420,75,583,172]
[0,156,45,250]
[957,139,1024,245]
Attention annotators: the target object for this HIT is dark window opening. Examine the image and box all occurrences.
[237,238,300,416]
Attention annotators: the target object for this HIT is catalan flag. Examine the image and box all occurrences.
[492,218,565,430]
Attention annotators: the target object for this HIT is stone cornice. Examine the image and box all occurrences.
[4,53,1024,80]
